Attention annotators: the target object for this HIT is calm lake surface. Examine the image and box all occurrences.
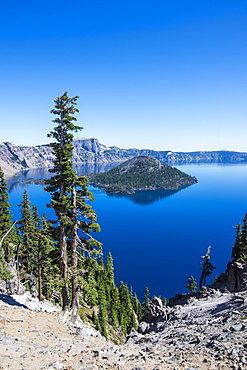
[6,163,247,301]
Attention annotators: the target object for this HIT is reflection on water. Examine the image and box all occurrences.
[6,162,122,192]
[7,162,193,205]
[105,187,186,205]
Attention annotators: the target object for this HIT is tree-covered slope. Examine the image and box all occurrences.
[87,156,197,194]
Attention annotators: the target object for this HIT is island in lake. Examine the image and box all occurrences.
[87,155,197,194]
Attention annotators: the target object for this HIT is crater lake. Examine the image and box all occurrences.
[6,163,247,301]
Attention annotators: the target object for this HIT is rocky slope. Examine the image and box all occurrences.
[0,288,247,369]
[1,261,247,369]
[2,138,247,176]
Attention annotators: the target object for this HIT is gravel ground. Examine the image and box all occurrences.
[0,292,246,370]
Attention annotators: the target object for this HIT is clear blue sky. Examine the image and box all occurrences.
[1,0,247,152]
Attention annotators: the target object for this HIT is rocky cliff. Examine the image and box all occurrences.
[1,138,247,176]
[0,139,134,176]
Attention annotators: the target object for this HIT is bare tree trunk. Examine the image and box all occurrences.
[70,185,79,319]
[199,262,206,289]
[60,222,70,311]
[38,240,42,301]
[16,242,20,294]
[0,220,18,249]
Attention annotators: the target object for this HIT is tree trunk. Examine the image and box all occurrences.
[70,185,79,318]
[59,173,70,311]
[199,264,206,289]
[16,243,20,294]
[38,240,42,300]
[60,222,70,311]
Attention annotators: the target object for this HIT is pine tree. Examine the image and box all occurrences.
[18,192,56,299]
[18,189,34,275]
[143,286,150,305]
[199,246,216,289]
[82,256,100,307]
[185,275,197,293]
[97,274,108,338]
[98,304,108,339]
[106,252,115,285]
[0,166,17,266]
[29,205,40,278]
[130,292,142,320]
[92,309,101,332]
[32,210,56,300]
[45,92,101,317]
[105,252,120,328]
[118,281,137,335]
[231,223,244,262]
[241,213,247,259]
[108,286,119,329]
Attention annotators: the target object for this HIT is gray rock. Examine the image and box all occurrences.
[230,324,244,331]
[138,321,149,334]
[141,296,167,324]
[48,361,65,369]
[226,262,247,291]
[9,346,20,352]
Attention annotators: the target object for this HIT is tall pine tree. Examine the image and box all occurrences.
[0,166,17,268]
[45,92,101,318]
[18,189,33,276]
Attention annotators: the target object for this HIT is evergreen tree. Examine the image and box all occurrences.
[45,92,101,317]
[231,217,247,262]
[185,275,197,293]
[106,252,115,285]
[0,254,13,280]
[32,210,56,300]
[199,246,216,289]
[118,281,137,335]
[162,297,167,306]
[29,205,40,277]
[241,213,247,258]
[18,189,34,275]
[130,292,142,320]
[98,304,108,339]
[105,252,120,328]
[18,192,57,299]
[82,257,100,307]
[0,166,17,265]
[143,286,150,305]
[84,273,98,307]
[108,286,120,329]
[97,274,108,338]
[92,309,101,332]
[140,286,151,318]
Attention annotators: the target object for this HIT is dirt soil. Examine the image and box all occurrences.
[0,296,241,370]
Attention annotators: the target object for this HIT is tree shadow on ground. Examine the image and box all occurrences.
[0,294,29,309]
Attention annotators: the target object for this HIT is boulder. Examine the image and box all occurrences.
[141,296,168,324]
[210,262,247,292]
[226,262,247,291]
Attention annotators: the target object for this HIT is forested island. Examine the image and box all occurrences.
[87,155,197,194]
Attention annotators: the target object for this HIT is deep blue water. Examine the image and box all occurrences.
[6,163,247,301]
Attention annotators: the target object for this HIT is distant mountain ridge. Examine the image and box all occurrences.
[1,138,247,176]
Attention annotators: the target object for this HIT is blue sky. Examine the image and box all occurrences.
[1,0,247,151]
